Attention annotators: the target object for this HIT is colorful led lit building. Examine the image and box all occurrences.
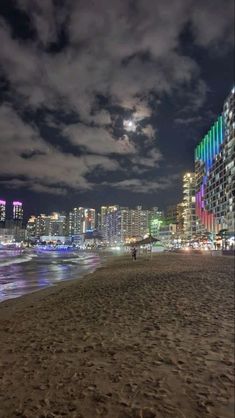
[223,87,235,233]
[0,200,6,223]
[195,88,235,234]
[195,116,224,234]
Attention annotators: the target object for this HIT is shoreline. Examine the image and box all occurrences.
[0,250,112,305]
[0,253,234,418]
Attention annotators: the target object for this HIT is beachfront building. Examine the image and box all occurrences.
[223,87,235,233]
[13,201,23,221]
[49,213,67,236]
[68,207,96,236]
[104,206,128,245]
[129,206,148,239]
[68,207,84,236]
[158,223,177,247]
[182,173,196,239]
[82,208,96,233]
[12,201,24,230]
[166,205,178,224]
[149,209,164,238]
[99,205,119,241]
[26,213,67,240]
[26,215,36,239]
[104,206,162,245]
[195,116,225,235]
[0,227,26,244]
[0,199,6,224]
[195,88,235,235]
[176,202,184,237]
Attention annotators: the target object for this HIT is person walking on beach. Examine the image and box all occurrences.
[132,247,137,260]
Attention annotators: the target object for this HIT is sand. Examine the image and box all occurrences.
[0,253,234,418]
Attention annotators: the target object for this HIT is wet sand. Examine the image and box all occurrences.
[0,254,234,418]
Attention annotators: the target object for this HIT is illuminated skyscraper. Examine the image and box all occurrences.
[27,213,67,239]
[183,173,196,238]
[195,89,234,235]
[100,205,119,240]
[26,215,36,238]
[68,207,96,235]
[0,200,6,223]
[68,207,84,235]
[82,208,96,232]
[104,206,162,244]
[223,87,235,233]
[13,201,23,221]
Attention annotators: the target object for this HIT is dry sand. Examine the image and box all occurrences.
[0,253,234,418]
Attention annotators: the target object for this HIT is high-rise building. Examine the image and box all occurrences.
[182,173,196,239]
[195,89,235,235]
[13,201,23,221]
[27,213,67,239]
[166,205,178,224]
[68,207,96,235]
[82,208,96,232]
[129,206,149,239]
[0,200,6,223]
[195,115,225,234]
[26,215,36,239]
[35,214,50,237]
[100,205,119,241]
[68,207,84,236]
[97,212,101,231]
[223,87,235,233]
[176,202,184,236]
[49,212,67,236]
[104,206,161,245]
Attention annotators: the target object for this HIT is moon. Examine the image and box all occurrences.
[124,119,136,131]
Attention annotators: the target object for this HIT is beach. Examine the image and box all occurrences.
[0,253,234,418]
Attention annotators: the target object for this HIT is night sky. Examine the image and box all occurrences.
[0,0,234,219]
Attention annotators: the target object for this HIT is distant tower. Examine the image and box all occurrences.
[0,200,6,223]
[13,201,23,221]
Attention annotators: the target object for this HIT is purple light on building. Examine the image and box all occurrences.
[0,200,6,205]
[13,201,23,220]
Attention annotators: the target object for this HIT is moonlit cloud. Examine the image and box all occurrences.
[0,0,233,199]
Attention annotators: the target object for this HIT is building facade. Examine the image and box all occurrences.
[27,213,67,240]
[223,87,235,233]
[99,206,119,240]
[0,200,6,224]
[195,89,235,235]
[176,202,184,236]
[68,207,96,236]
[13,201,23,221]
[103,206,162,245]
[182,173,196,239]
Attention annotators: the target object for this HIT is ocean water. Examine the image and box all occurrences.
[0,249,101,303]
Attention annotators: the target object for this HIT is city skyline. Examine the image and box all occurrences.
[0,1,234,217]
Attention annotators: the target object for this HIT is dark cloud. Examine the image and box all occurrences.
[0,0,233,205]
[102,174,180,193]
